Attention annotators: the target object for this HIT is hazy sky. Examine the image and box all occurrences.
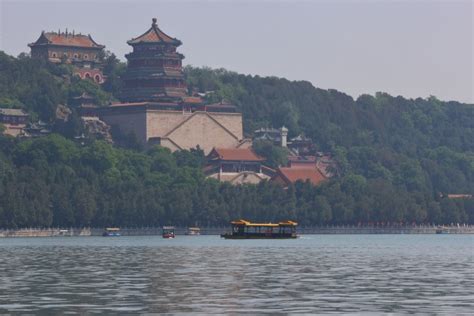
[0,0,472,103]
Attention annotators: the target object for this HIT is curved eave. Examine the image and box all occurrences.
[29,43,105,50]
[125,53,184,60]
[127,39,182,46]
[87,34,106,49]
[28,32,105,49]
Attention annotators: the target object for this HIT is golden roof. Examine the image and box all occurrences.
[230,219,297,227]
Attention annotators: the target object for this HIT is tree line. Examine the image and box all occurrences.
[0,52,473,227]
[0,135,472,228]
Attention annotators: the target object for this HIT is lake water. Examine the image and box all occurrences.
[0,235,472,314]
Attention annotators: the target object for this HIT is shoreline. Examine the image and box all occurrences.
[0,225,473,237]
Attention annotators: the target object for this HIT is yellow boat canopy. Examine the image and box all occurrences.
[230,219,298,227]
[105,227,120,231]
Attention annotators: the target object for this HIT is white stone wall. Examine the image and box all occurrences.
[101,108,243,154]
[163,112,242,154]
[146,110,188,138]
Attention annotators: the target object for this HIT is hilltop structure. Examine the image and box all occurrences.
[254,127,314,156]
[272,167,327,188]
[29,30,105,83]
[204,148,275,184]
[121,18,186,102]
[0,108,28,137]
[98,18,246,154]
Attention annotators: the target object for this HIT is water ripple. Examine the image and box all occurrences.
[0,235,472,314]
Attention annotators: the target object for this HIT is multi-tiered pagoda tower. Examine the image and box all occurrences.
[98,18,244,154]
[121,18,187,103]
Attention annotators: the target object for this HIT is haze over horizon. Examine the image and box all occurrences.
[1,0,472,104]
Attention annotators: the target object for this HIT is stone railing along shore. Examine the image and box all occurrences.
[0,224,473,237]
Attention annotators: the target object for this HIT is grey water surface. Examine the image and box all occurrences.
[0,235,472,314]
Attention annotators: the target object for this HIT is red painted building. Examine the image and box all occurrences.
[0,108,29,137]
[205,148,275,184]
[29,30,105,83]
[272,167,327,187]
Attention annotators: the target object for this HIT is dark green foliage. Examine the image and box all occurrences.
[252,140,288,168]
[184,66,474,211]
[100,51,126,97]
[67,76,112,106]
[53,108,85,139]
[0,52,66,121]
[173,147,206,168]
[0,134,472,228]
[0,52,116,124]
[0,52,473,227]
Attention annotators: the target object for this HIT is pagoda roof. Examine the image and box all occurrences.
[107,101,178,108]
[29,31,104,48]
[288,155,317,162]
[209,148,265,162]
[127,18,181,46]
[275,167,327,186]
[0,108,28,117]
[181,96,203,104]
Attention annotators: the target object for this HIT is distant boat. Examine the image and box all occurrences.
[103,227,121,237]
[436,226,449,234]
[56,229,70,237]
[162,226,175,239]
[221,219,298,239]
[185,227,201,236]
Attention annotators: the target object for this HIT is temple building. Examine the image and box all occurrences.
[0,108,28,137]
[98,18,246,154]
[29,30,105,83]
[253,126,315,155]
[272,167,327,187]
[204,148,275,184]
[121,18,186,102]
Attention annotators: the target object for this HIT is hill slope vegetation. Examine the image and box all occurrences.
[0,53,472,227]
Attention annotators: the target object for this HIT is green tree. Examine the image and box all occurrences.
[252,140,288,168]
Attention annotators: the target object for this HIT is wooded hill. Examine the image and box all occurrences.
[0,52,472,228]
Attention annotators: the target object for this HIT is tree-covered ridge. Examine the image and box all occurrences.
[0,53,473,227]
[0,135,472,228]
[185,67,474,196]
[0,51,124,121]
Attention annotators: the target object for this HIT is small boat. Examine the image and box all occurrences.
[57,229,70,237]
[185,227,201,236]
[221,219,298,239]
[436,226,449,234]
[162,226,175,239]
[102,227,121,237]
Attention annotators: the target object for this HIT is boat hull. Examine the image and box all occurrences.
[102,233,121,237]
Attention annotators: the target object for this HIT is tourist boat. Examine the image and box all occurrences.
[102,227,121,237]
[185,227,201,236]
[57,229,70,237]
[162,226,175,239]
[221,219,298,239]
[436,226,450,234]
